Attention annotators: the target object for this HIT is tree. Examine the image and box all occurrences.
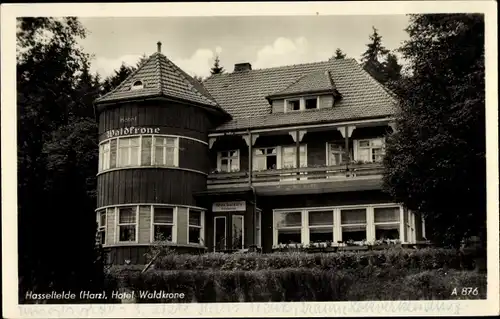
[101,63,135,94]
[332,48,347,60]
[361,26,390,84]
[210,55,224,75]
[382,14,485,248]
[136,53,149,69]
[383,52,403,90]
[17,17,104,303]
[193,75,204,83]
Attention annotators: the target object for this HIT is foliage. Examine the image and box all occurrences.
[361,26,390,84]
[117,267,485,302]
[382,14,486,248]
[100,63,136,95]
[146,248,477,272]
[17,17,104,303]
[331,48,347,60]
[210,55,224,75]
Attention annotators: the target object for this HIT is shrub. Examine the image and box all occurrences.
[151,248,472,272]
[120,267,485,302]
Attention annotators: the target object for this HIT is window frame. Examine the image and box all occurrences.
[325,142,345,166]
[273,211,303,246]
[96,210,107,245]
[116,206,139,244]
[151,206,176,243]
[98,135,180,172]
[253,147,278,171]
[284,96,320,113]
[187,209,205,245]
[217,150,240,173]
[273,204,409,247]
[354,138,386,163]
[373,206,402,241]
[307,210,335,245]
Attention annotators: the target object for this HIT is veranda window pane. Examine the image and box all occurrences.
[119,207,136,223]
[119,225,136,241]
[277,229,301,244]
[276,212,302,227]
[342,226,366,241]
[110,139,117,168]
[154,207,174,224]
[374,207,400,223]
[357,149,370,162]
[189,211,201,226]
[309,211,333,226]
[341,209,366,224]
[375,226,400,240]
[309,228,334,243]
[189,227,201,244]
[154,225,172,241]
[100,212,106,226]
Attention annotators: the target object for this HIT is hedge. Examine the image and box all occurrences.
[116,268,486,302]
[148,248,474,271]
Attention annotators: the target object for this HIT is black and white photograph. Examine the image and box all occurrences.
[2,1,498,318]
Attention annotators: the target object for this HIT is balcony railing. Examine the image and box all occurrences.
[207,162,384,186]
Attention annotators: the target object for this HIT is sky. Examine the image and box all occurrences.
[79,15,411,79]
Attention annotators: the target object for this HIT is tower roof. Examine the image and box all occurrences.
[94,43,225,115]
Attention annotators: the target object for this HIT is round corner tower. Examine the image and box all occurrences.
[93,42,230,264]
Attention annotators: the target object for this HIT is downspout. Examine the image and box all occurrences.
[247,130,258,248]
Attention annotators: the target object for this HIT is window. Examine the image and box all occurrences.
[97,211,106,245]
[281,145,307,169]
[256,210,262,247]
[308,210,334,243]
[153,207,174,241]
[253,147,277,171]
[285,97,319,112]
[341,209,367,242]
[214,216,227,252]
[287,99,301,111]
[327,143,344,166]
[118,207,137,242]
[154,136,177,166]
[275,211,302,244]
[232,215,244,249]
[305,97,318,109]
[99,142,111,171]
[355,138,385,162]
[118,137,140,167]
[131,80,144,90]
[98,135,179,172]
[188,210,203,245]
[217,150,239,172]
[374,207,400,240]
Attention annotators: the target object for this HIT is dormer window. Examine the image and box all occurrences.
[285,96,319,112]
[305,97,318,110]
[288,99,300,111]
[131,80,144,90]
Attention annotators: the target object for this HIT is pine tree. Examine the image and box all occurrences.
[332,48,347,60]
[136,53,149,69]
[210,55,224,75]
[361,26,390,84]
[101,63,135,94]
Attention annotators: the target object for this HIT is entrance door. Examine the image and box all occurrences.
[214,216,226,252]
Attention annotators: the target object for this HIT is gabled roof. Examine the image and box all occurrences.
[203,58,398,132]
[266,70,337,99]
[95,49,224,113]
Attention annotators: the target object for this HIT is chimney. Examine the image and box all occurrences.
[157,41,162,53]
[234,62,252,72]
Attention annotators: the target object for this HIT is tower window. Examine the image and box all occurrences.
[131,80,144,90]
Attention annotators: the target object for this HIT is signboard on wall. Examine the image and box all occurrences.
[212,201,246,212]
[105,127,160,139]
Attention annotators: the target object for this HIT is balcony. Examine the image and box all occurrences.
[207,162,384,195]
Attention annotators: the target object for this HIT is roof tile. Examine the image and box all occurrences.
[203,58,398,131]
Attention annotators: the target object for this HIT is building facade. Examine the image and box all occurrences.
[94,42,425,264]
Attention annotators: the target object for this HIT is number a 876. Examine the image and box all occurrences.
[451,287,479,296]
